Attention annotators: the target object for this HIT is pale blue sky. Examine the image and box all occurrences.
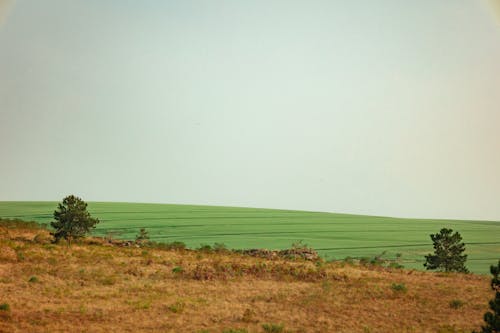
[1,0,499,220]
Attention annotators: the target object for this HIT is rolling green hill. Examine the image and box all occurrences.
[1,201,498,273]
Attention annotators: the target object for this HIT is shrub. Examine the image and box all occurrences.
[135,228,149,245]
[222,329,248,333]
[16,251,25,261]
[388,262,404,269]
[213,242,228,253]
[172,266,184,274]
[100,275,116,286]
[0,303,10,311]
[370,251,387,266]
[343,256,354,264]
[391,283,407,293]
[167,301,185,313]
[449,299,464,309]
[28,276,38,283]
[262,323,284,333]
[197,244,213,253]
[359,257,370,265]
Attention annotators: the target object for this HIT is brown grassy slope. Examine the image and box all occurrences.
[0,221,492,333]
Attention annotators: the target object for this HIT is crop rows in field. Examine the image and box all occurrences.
[1,201,499,273]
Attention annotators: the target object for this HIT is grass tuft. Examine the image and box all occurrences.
[262,323,285,333]
[391,283,407,293]
[449,299,464,309]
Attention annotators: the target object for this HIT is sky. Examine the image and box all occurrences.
[0,0,499,220]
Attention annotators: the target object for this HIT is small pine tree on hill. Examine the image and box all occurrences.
[424,228,468,273]
[476,260,500,333]
[50,195,99,245]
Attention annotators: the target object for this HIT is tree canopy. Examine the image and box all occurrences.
[424,228,468,273]
[477,260,500,333]
[50,195,99,244]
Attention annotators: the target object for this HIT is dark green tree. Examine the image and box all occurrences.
[424,228,468,273]
[50,195,99,244]
[476,260,500,333]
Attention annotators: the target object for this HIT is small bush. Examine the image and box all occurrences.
[167,301,185,313]
[262,323,284,333]
[28,276,38,283]
[449,299,464,309]
[370,251,387,266]
[16,251,25,261]
[359,257,370,265]
[100,276,116,286]
[135,228,150,244]
[343,256,354,264]
[213,242,228,253]
[172,266,184,274]
[391,283,407,293]
[0,303,10,311]
[388,262,404,269]
[130,300,151,310]
[197,244,213,253]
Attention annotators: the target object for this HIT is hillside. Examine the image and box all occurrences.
[0,220,493,333]
[1,201,499,273]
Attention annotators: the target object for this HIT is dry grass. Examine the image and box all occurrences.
[0,221,493,333]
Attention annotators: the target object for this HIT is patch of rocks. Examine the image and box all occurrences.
[240,247,319,261]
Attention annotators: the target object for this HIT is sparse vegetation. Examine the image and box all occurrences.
[167,301,185,313]
[0,217,495,332]
[391,283,407,293]
[1,201,499,273]
[172,266,184,274]
[213,242,229,253]
[449,299,464,309]
[424,228,468,273]
[135,228,150,245]
[261,323,285,333]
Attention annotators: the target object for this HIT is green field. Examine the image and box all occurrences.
[1,201,499,273]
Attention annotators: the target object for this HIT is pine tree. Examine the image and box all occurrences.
[50,195,99,245]
[424,228,468,273]
[477,260,500,333]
